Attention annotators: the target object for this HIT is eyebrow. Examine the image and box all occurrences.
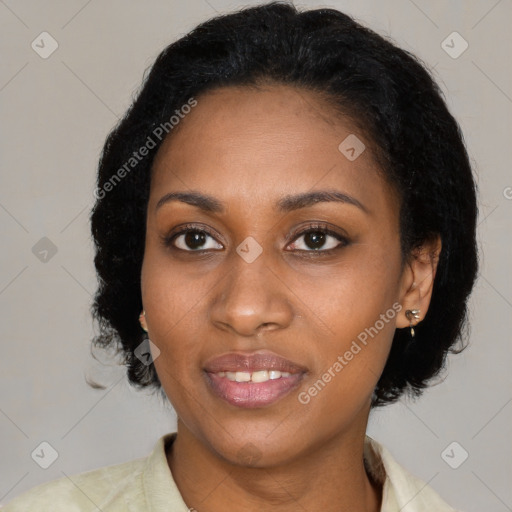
[155,189,368,214]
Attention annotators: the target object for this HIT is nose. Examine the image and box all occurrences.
[208,254,295,338]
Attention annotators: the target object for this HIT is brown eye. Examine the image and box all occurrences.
[288,224,349,253]
[165,225,223,252]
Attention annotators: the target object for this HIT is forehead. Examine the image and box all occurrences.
[149,85,396,217]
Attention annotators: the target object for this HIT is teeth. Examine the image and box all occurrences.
[251,370,269,383]
[219,370,292,382]
[235,371,251,382]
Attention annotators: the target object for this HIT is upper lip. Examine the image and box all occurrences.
[203,350,307,374]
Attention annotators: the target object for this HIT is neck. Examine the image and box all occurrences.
[167,420,382,512]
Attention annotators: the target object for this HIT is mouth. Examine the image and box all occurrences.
[203,350,307,408]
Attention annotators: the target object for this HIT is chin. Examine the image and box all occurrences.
[201,425,307,468]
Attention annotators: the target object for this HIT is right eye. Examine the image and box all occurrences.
[163,224,224,252]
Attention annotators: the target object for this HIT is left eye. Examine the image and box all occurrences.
[288,227,348,252]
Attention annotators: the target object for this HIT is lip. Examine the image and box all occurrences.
[203,350,307,408]
[203,350,307,374]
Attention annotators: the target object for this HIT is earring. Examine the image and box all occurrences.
[139,310,148,332]
[405,309,420,338]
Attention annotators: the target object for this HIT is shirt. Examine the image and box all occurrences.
[2,433,458,511]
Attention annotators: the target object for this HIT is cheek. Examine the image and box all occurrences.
[290,242,401,391]
[293,240,402,331]
[141,253,206,379]
[141,236,212,327]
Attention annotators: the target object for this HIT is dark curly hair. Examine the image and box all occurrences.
[89,1,478,407]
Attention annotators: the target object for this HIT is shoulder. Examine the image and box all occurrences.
[364,436,461,512]
[2,456,147,511]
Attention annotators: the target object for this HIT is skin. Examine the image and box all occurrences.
[140,84,441,512]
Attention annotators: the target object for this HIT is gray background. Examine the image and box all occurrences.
[1,1,511,510]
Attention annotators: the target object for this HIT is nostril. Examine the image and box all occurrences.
[258,323,277,333]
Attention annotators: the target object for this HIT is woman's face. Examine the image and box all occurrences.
[141,84,409,466]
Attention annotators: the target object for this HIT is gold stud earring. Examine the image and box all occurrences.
[139,310,148,332]
[405,309,420,338]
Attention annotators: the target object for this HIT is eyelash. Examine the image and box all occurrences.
[162,222,349,256]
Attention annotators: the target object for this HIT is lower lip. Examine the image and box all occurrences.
[204,371,304,408]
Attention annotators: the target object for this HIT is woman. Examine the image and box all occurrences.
[4,2,478,511]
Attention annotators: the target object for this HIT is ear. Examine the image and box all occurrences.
[139,310,148,332]
[396,235,442,330]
